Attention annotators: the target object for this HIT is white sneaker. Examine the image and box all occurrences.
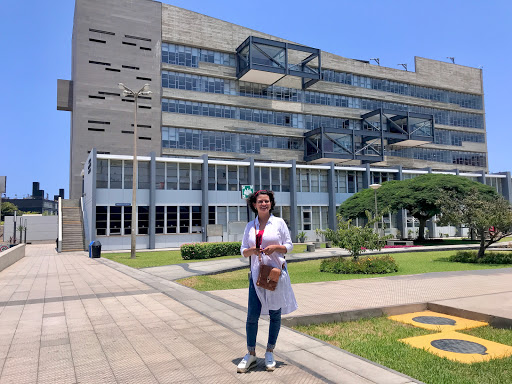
[237,353,257,373]
[265,351,276,371]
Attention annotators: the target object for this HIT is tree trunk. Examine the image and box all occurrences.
[418,217,427,241]
[477,229,486,258]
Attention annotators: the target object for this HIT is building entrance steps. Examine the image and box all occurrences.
[0,244,422,384]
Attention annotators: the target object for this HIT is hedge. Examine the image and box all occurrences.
[181,241,242,260]
[320,255,398,274]
[449,250,512,264]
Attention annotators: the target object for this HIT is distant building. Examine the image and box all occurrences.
[3,182,64,215]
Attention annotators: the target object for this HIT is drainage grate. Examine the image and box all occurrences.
[412,316,456,325]
[431,339,488,355]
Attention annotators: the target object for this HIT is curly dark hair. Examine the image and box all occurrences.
[247,190,276,214]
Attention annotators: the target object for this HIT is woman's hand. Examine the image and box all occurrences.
[262,245,286,255]
[242,247,261,258]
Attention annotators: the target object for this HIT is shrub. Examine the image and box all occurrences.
[320,255,398,274]
[181,241,242,260]
[449,250,512,264]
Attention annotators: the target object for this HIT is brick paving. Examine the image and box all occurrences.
[0,244,419,384]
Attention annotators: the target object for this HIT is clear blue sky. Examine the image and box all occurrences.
[1,0,510,199]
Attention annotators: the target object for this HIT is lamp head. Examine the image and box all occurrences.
[369,183,381,190]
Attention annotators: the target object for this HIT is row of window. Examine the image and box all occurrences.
[96,204,332,236]
[434,130,485,146]
[386,147,487,167]
[162,127,303,154]
[96,205,202,236]
[321,69,482,110]
[162,71,484,129]
[160,44,482,111]
[161,43,236,67]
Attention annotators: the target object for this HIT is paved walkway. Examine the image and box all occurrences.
[0,244,420,384]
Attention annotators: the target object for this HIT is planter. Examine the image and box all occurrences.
[325,241,332,248]
[314,242,321,249]
[299,238,305,243]
[306,244,316,252]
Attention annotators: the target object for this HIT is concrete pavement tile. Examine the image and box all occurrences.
[285,349,375,384]
[187,360,226,378]
[0,372,39,384]
[278,372,326,384]
[197,372,243,384]
[307,345,413,384]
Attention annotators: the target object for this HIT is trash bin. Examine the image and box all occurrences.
[89,241,101,258]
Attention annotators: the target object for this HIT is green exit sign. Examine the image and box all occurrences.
[241,185,254,199]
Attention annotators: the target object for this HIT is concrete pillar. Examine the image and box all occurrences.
[499,171,512,203]
[244,157,255,222]
[327,162,336,230]
[396,165,406,239]
[148,152,156,249]
[91,148,97,243]
[363,163,371,189]
[478,170,486,185]
[201,154,208,242]
[288,159,298,241]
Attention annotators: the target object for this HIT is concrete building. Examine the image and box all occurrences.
[59,0,511,250]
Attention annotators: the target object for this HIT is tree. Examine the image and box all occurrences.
[438,191,512,258]
[339,174,497,241]
[322,212,391,260]
[1,202,19,220]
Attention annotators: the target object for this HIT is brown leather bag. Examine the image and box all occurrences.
[256,264,281,291]
[253,223,282,291]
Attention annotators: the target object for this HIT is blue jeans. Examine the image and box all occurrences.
[246,275,281,353]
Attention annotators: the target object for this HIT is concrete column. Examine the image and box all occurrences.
[478,170,486,185]
[289,159,298,241]
[245,157,255,222]
[148,152,156,249]
[201,154,208,242]
[499,171,512,203]
[396,165,406,239]
[363,163,371,189]
[426,167,432,173]
[328,162,336,230]
[91,148,97,243]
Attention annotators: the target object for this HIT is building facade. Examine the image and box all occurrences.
[60,0,510,250]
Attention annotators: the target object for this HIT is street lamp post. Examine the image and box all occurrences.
[369,183,381,233]
[118,83,152,259]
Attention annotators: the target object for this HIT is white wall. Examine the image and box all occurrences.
[3,216,58,241]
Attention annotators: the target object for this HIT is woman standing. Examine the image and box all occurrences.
[237,190,298,373]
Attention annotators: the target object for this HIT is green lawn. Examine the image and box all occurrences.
[294,317,512,384]
[177,250,512,291]
[103,243,310,269]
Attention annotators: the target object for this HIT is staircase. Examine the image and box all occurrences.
[61,199,86,252]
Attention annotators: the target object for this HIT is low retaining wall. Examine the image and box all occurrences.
[0,244,25,272]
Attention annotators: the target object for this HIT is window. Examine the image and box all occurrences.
[261,167,270,190]
[302,207,311,230]
[166,163,178,190]
[239,166,249,190]
[191,206,202,233]
[208,206,216,225]
[217,165,227,191]
[320,170,328,192]
[166,206,177,233]
[138,206,149,234]
[155,206,164,234]
[138,162,150,189]
[179,163,190,190]
[208,165,216,190]
[180,206,190,233]
[311,170,319,192]
[110,160,122,189]
[96,206,107,235]
[190,163,202,190]
[124,161,133,189]
[271,168,280,192]
[124,206,132,235]
[96,159,108,188]
[300,170,310,192]
[312,207,321,230]
[321,206,329,230]
[228,165,238,191]
[155,162,165,190]
[109,206,121,235]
